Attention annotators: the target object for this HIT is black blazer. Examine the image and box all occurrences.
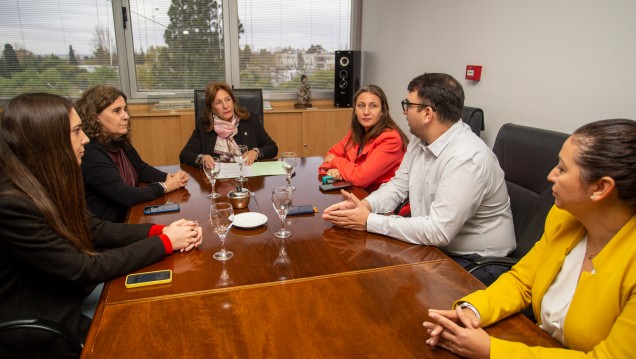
[179,114,278,167]
[0,193,165,358]
[82,141,167,222]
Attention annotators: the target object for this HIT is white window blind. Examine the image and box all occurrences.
[0,0,120,98]
[0,0,355,99]
[128,0,225,93]
[237,0,351,92]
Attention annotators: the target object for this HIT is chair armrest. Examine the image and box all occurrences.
[0,318,83,354]
[465,256,519,273]
[393,198,411,217]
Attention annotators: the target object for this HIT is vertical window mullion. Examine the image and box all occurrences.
[224,0,240,87]
[114,0,135,98]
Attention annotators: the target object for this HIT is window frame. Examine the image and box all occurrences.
[117,0,361,101]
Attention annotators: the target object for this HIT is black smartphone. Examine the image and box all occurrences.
[125,270,172,288]
[287,205,316,216]
[319,181,353,192]
[143,203,180,215]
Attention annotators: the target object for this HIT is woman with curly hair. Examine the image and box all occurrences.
[75,85,189,222]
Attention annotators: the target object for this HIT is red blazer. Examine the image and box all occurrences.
[320,129,405,192]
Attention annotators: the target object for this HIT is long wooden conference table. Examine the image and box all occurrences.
[82,156,560,358]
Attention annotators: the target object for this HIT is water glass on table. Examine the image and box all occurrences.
[209,202,234,261]
[234,145,249,183]
[272,186,293,238]
[281,151,297,190]
[203,157,221,199]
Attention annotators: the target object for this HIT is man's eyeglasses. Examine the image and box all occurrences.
[401,99,436,112]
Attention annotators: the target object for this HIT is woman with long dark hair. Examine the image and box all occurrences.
[0,93,202,358]
[320,85,408,192]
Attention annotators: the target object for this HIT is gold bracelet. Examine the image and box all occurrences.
[159,181,169,193]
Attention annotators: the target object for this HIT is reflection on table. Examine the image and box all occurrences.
[105,157,446,304]
[82,157,561,358]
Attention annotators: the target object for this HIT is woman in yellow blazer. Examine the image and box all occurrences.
[423,119,636,358]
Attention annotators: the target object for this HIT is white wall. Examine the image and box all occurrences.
[360,0,636,145]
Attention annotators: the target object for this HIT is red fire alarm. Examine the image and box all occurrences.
[466,65,482,81]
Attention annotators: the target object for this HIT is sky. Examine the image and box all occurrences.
[0,0,351,57]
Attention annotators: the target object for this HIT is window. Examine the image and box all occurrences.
[0,0,356,100]
[0,0,120,98]
[237,0,352,94]
[127,0,225,94]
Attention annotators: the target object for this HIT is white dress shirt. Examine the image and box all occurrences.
[365,121,515,256]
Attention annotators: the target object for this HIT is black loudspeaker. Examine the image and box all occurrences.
[334,50,361,107]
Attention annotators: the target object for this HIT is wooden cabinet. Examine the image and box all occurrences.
[128,107,195,166]
[128,100,352,166]
[264,104,352,157]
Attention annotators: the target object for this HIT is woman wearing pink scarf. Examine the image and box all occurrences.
[180,82,278,168]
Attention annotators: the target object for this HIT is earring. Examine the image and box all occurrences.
[590,195,595,200]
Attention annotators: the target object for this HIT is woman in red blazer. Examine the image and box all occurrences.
[320,85,408,192]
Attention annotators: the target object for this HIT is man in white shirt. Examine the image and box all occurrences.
[323,73,515,285]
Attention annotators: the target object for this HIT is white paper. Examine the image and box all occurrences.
[218,163,253,179]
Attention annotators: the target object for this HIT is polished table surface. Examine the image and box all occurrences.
[82,157,561,358]
[84,260,560,358]
[102,157,447,305]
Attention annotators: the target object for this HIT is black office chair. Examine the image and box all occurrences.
[466,123,569,272]
[464,123,568,320]
[462,106,485,137]
[0,318,83,357]
[194,88,264,129]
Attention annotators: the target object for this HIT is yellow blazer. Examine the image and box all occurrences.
[461,206,636,358]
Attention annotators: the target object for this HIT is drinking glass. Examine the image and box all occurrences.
[234,145,249,183]
[281,152,298,190]
[202,157,221,198]
[272,186,293,238]
[209,202,234,261]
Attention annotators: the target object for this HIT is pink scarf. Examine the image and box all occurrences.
[213,115,239,138]
[213,115,241,161]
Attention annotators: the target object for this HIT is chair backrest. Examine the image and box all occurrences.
[194,88,264,129]
[0,318,83,357]
[234,88,264,124]
[462,106,485,137]
[494,123,569,258]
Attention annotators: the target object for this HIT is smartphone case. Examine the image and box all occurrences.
[319,181,352,192]
[287,205,316,216]
[143,203,180,215]
[125,270,173,288]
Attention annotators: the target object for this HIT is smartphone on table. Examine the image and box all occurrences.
[287,205,317,216]
[319,181,353,192]
[143,203,180,215]
[125,270,173,288]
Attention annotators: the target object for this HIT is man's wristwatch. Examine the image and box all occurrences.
[252,148,261,159]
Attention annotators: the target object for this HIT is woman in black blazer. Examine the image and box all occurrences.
[179,82,278,168]
[0,93,202,358]
[76,85,189,222]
